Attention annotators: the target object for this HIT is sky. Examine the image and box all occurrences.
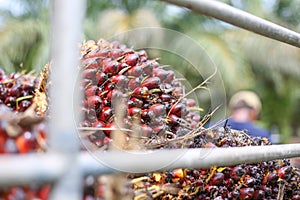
[0,0,24,16]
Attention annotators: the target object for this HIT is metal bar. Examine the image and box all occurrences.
[0,154,67,186]
[49,0,83,154]
[161,0,300,48]
[49,0,85,199]
[0,144,300,185]
[82,144,300,174]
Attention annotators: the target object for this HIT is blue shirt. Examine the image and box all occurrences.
[226,119,272,142]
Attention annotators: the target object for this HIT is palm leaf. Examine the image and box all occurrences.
[0,19,49,73]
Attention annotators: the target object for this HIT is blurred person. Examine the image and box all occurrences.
[226,90,272,141]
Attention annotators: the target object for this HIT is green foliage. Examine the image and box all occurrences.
[0,0,49,73]
[0,19,49,73]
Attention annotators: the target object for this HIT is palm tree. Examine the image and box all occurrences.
[0,0,49,73]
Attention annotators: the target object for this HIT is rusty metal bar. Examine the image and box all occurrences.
[161,0,300,48]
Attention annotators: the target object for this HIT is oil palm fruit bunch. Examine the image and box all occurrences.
[79,39,201,150]
[0,69,46,154]
[78,39,300,200]
[0,69,49,199]
[131,128,300,200]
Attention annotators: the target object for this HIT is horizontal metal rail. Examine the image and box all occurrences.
[161,0,300,48]
[0,153,67,185]
[1,143,300,185]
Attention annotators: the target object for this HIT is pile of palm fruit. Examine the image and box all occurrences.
[0,38,299,199]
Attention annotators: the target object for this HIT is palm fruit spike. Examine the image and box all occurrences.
[78,39,202,150]
[34,63,50,116]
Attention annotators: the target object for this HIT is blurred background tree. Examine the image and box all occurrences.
[0,0,299,143]
[0,0,49,72]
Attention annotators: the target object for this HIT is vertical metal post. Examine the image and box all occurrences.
[49,0,85,199]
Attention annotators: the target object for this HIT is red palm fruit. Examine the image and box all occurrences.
[149,103,165,116]
[110,49,123,59]
[92,120,105,128]
[38,185,51,200]
[121,48,135,56]
[106,89,123,103]
[277,166,292,179]
[81,79,92,88]
[210,172,224,186]
[125,53,139,66]
[127,65,142,77]
[169,103,188,117]
[96,72,108,86]
[86,49,109,58]
[100,107,113,122]
[132,86,149,98]
[103,82,115,91]
[138,50,148,59]
[128,97,143,108]
[168,114,182,126]
[0,129,7,153]
[111,74,129,88]
[224,178,234,188]
[141,77,161,89]
[253,189,265,199]
[128,77,141,90]
[85,85,98,97]
[87,95,102,108]
[4,96,16,106]
[160,94,171,102]
[93,139,103,147]
[152,123,165,134]
[16,131,36,153]
[9,84,22,96]
[164,70,175,83]
[243,175,255,187]
[192,115,201,122]
[152,68,168,80]
[84,58,99,69]
[82,68,97,80]
[103,136,112,145]
[7,187,26,200]
[128,107,141,116]
[228,190,239,199]
[231,166,245,181]
[186,99,196,107]
[17,100,31,112]
[86,108,97,122]
[103,60,120,76]
[141,109,155,121]
[190,121,198,129]
[103,123,116,137]
[172,87,183,97]
[239,187,254,200]
[141,61,154,75]
[22,83,35,91]
[140,124,153,137]
[262,172,278,185]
